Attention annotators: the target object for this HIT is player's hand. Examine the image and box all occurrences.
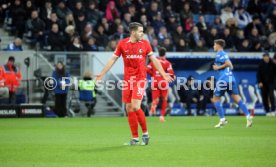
[213,64,220,71]
[163,73,174,83]
[95,74,104,81]
[258,82,263,88]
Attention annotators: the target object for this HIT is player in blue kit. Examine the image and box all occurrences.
[212,39,253,128]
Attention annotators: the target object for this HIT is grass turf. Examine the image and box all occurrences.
[0,116,276,167]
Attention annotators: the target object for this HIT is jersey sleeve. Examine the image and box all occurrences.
[145,40,153,57]
[114,41,122,57]
[166,62,175,76]
[220,54,230,63]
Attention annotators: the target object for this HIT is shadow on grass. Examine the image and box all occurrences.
[75,145,127,153]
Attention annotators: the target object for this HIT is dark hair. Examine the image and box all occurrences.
[214,39,225,48]
[128,22,143,32]
[158,47,166,57]
[56,61,65,77]
[263,53,269,57]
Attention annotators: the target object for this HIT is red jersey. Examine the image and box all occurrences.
[147,57,174,81]
[114,37,153,81]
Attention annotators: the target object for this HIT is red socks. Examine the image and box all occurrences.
[161,97,167,117]
[135,108,148,134]
[127,112,138,138]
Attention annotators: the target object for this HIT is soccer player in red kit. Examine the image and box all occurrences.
[147,47,175,122]
[96,22,173,145]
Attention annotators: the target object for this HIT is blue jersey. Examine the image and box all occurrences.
[215,50,235,83]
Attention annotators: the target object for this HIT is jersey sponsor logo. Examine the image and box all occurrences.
[125,50,129,52]
[139,49,143,53]
[137,87,143,96]
[126,55,143,59]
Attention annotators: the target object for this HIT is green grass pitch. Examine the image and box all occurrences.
[0,117,276,167]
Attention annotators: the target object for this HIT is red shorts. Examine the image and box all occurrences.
[151,80,169,99]
[122,79,147,103]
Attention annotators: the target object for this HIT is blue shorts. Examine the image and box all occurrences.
[214,81,239,97]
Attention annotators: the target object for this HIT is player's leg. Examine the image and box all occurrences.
[268,85,275,115]
[160,87,169,122]
[150,89,160,116]
[230,82,252,127]
[123,86,140,145]
[213,83,228,128]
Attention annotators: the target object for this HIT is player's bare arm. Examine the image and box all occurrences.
[213,60,233,71]
[96,54,119,81]
[149,55,174,82]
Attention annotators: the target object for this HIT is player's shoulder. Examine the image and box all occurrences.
[118,37,131,45]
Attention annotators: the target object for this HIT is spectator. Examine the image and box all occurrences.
[73,1,86,21]
[10,0,26,38]
[147,1,160,22]
[78,70,97,117]
[109,17,122,35]
[25,10,45,45]
[257,53,275,116]
[184,16,194,33]
[206,27,219,48]
[67,35,83,51]
[40,0,54,22]
[95,25,109,49]
[151,38,160,52]
[75,12,87,35]
[237,39,251,52]
[127,4,138,22]
[25,0,36,18]
[65,13,75,28]
[65,25,77,47]
[196,15,208,38]
[158,26,171,44]
[234,29,246,50]
[56,1,72,21]
[189,26,204,49]
[166,14,178,34]
[105,1,119,23]
[4,38,23,51]
[144,26,156,44]
[46,12,65,32]
[268,8,276,30]
[193,40,209,52]
[178,76,201,116]
[48,24,65,51]
[176,38,189,52]
[85,1,102,27]
[200,76,216,116]
[152,12,165,34]
[52,62,70,117]
[98,17,110,35]
[81,23,98,44]
[234,6,252,29]
[248,28,262,51]
[180,2,193,25]
[122,13,132,32]
[213,16,225,33]
[220,6,235,25]
[111,24,128,40]
[220,28,234,49]
[140,14,150,30]
[83,37,98,51]
[105,39,117,51]
[225,0,241,12]
[245,15,264,37]
[2,56,22,104]
[162,38,174,52]
[173,25,187,45]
